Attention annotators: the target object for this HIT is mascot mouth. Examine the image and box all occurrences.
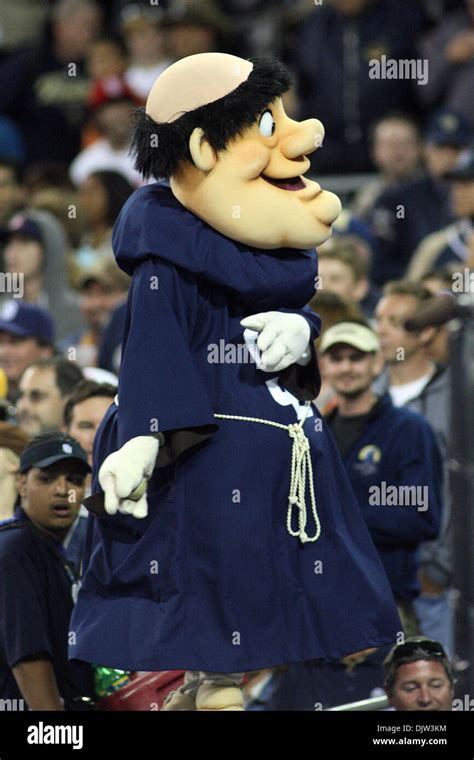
[262,175,306,191]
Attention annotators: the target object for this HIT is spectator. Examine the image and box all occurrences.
[0,1,50,56]
[74,171,135,271]
[307,290,364,413]
[352,114,422,220]
[374,281,448,424]
[0,432,95,710]
[0,0,102,165]
[60,260,130,368]
[23,162,75,198]
[0,423,30,521]
[290,0,426,173]
[316,237,381,319]
[20,163,84,285]
[408,147,474,279]
[0,301,55,402]
[16,357,84,438]
[215,0,309,58]
[321,320,443,632]
[64,380,116,471]
[419,0,474,129]
[120,3,171,100]
[0,158,24,226]
[374,281,453,653]
[1,210,83,340]
[164,2,226,60]
[63,379,116,570]
[86,34,129,84]
[383,637,454,711]
[70,83,142,188]
[82,34,132,148]
[368,109,470,285]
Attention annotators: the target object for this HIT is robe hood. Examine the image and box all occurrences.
[112,181,318,311]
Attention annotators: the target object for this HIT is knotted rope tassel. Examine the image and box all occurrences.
[214,401,321,544]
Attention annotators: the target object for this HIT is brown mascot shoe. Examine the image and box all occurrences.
[195,683,244,711]
[161,688,196,711]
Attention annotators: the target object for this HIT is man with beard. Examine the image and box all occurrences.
[321,320,443,633]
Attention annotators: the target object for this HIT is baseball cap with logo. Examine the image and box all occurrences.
[444,147,474,181]
[19,432,91,474]
[0,301,54,343]
[5,213,43,243]
[320,321,380,354]
[425,109,471,148]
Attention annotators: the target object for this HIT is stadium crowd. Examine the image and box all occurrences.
[0,0,473,711]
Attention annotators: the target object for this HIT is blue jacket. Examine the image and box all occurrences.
[326,395,443,601]
[367,175,452,285]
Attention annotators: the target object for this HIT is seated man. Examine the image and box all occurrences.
[383,636,454,711]
[0,432,95,710]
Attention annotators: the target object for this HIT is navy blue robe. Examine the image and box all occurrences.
[69,182,401,673]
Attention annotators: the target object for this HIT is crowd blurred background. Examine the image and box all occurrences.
[0,0,473,712]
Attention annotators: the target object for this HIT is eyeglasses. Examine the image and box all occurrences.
[390,638,447,664]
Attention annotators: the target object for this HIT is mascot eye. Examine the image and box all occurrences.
[259,110,275,138]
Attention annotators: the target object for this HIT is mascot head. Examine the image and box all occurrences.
[131,52,341,250]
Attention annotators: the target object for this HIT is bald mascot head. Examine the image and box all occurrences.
[131,52,341,249]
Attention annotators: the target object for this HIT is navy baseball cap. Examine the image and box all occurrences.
[425,109,471,147]
[0,300,54,343]
[19,433,91,474]
[444,147,474,181]
[3,213,43,243]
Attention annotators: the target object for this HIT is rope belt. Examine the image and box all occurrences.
[214,401,321,544]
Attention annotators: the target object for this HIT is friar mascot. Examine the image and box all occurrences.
[69,53,401,711]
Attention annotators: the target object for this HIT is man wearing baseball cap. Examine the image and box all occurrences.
[0,300,55,402]
[368,108,471,285]
[408,146,474,278]
[0,432,95,710]
[321,320,443,634]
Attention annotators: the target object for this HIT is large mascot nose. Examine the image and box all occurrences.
[280,119,325,160]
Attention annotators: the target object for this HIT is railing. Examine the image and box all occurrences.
[326,695,390,711]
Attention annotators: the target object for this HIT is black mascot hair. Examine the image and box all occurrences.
[130,57,292,180]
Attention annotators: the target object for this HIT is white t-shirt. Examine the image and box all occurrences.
[389,370,434,407]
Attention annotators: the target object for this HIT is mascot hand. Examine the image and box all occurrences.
[241,312,311,372]
[99,436,159,519]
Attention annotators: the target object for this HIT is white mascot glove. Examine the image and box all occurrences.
[240,312,311,372]
[98,436,159,519]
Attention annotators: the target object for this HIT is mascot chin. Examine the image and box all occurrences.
[69,53,401,711]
